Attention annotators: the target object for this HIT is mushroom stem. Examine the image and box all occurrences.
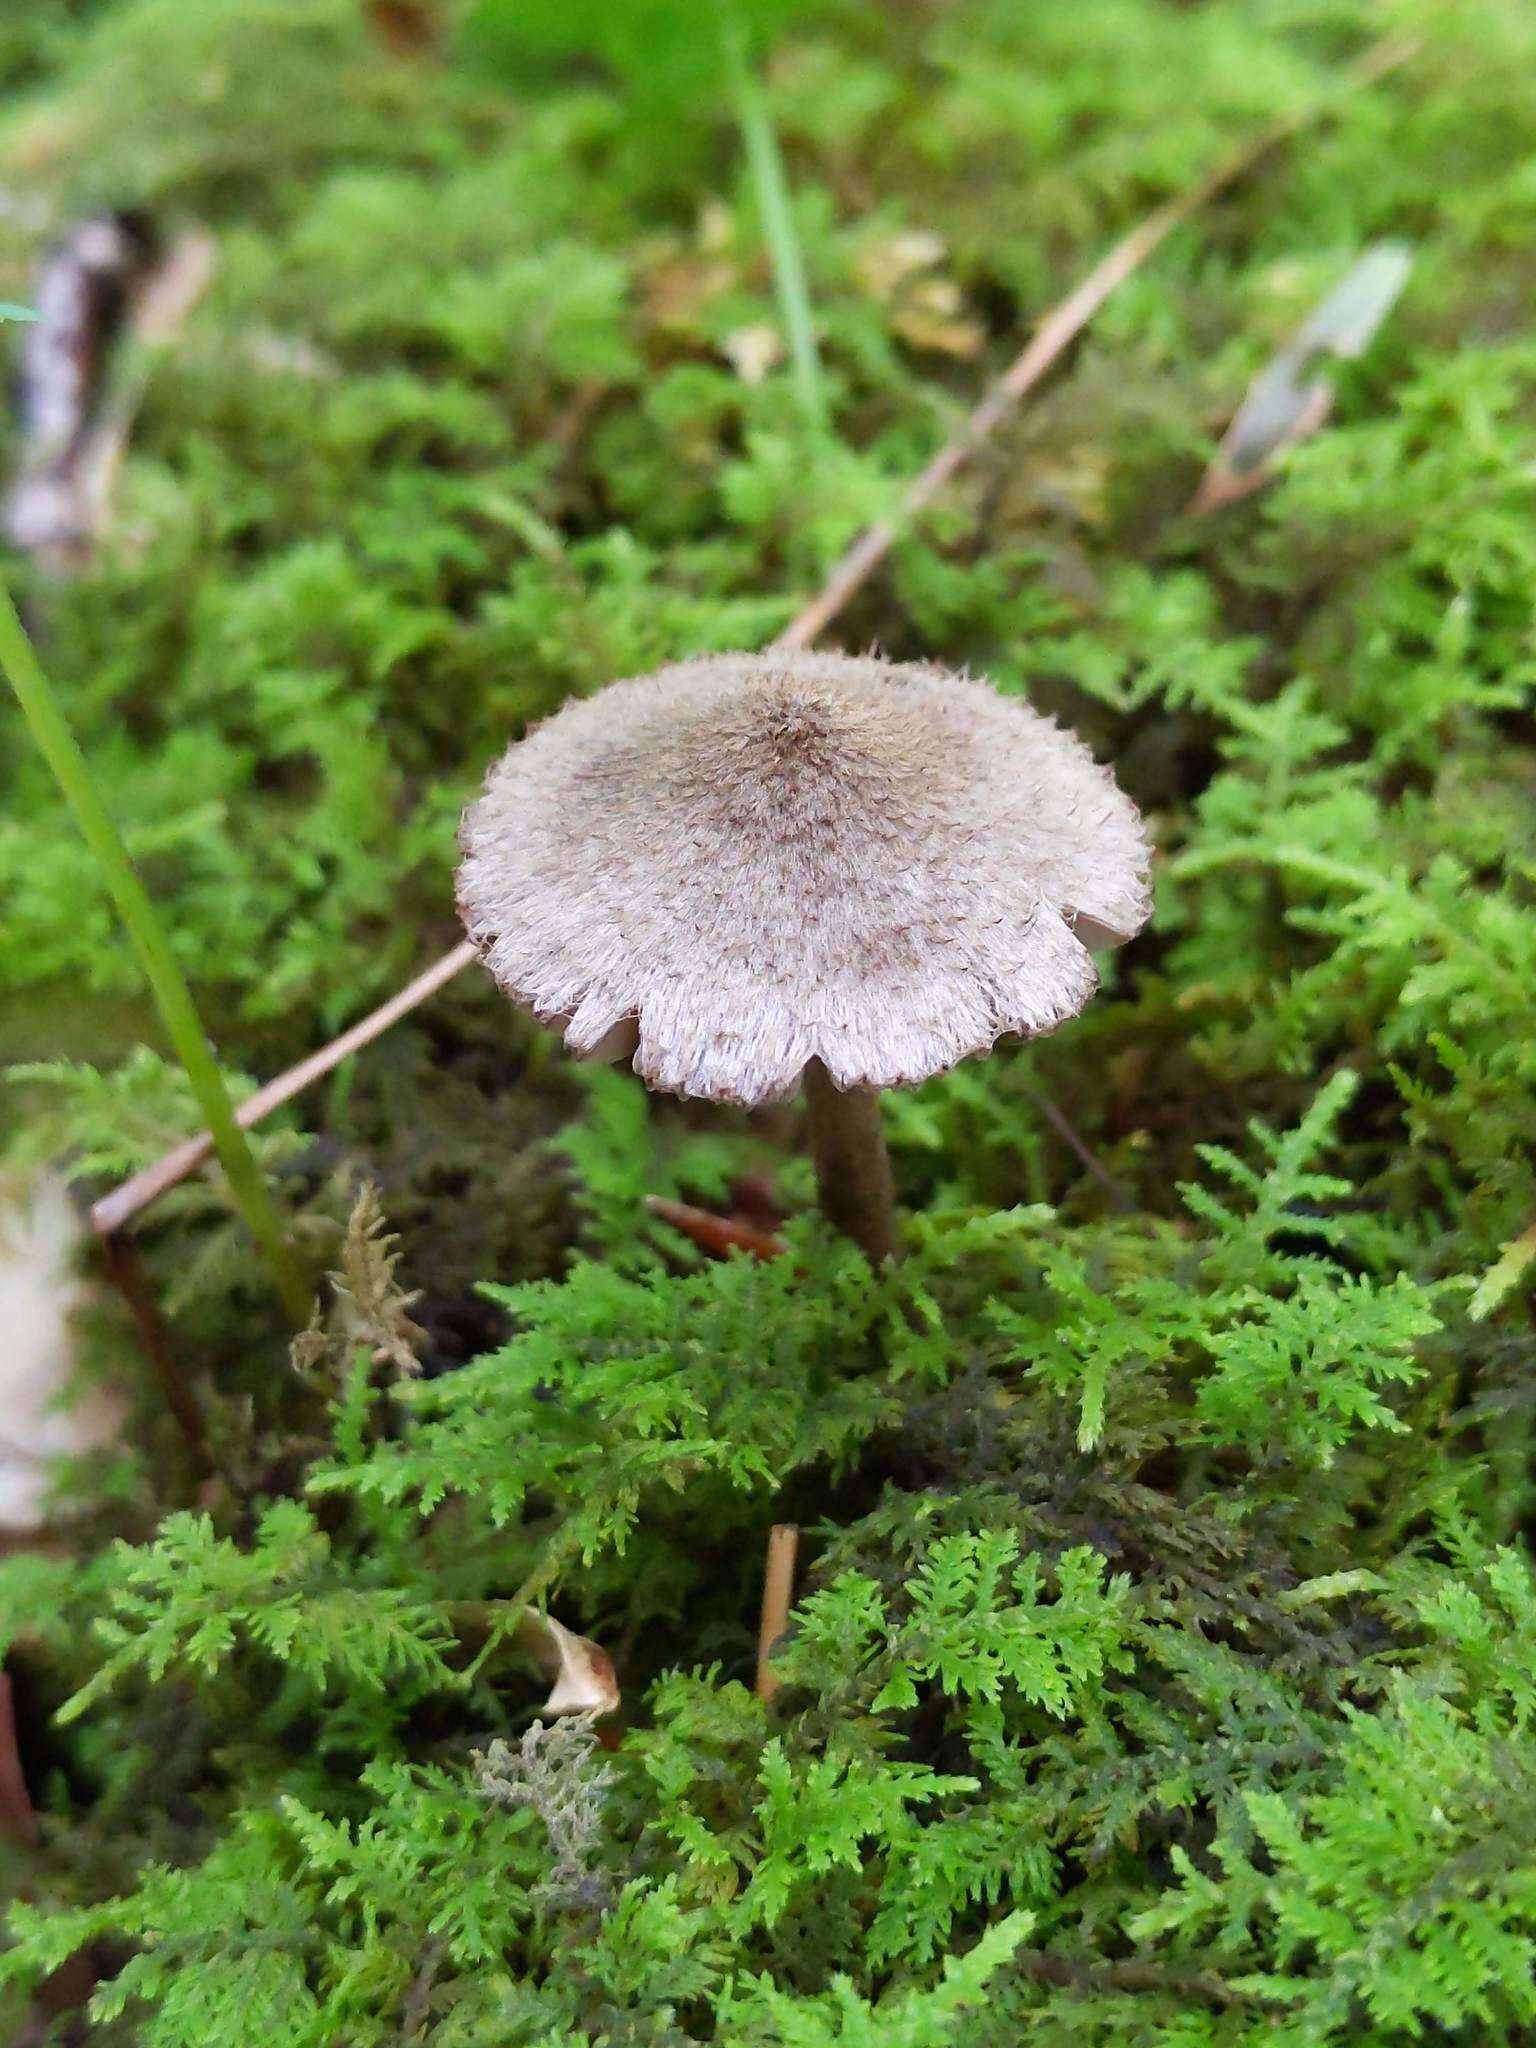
[802,1060,898,1264]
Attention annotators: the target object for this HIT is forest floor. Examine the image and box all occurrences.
[2,2,1535,2043]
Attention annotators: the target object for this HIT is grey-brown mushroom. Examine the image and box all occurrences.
[457,651,1150,1261]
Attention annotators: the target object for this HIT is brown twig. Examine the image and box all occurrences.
[646,1195,788,1263]
[0,1671,38,1849]
[399,1935,446,2041]
[755,1522,800,1702]
[1026,1089,1132,1211]
[97,1233,213,1481]
[88,33,1415,1240]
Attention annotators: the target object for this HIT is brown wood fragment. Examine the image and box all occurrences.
[645,1197,787,1263]
[755,1523,800,1702]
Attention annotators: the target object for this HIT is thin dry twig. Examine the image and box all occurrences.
[755,1522,800,1702]
[0,1671,38,1848]
[91,939,478,1237]
[90,33,1416,1239]
[97,1233,212,1480]
[1026,1089,1132,1210]
[776,34,1416,648]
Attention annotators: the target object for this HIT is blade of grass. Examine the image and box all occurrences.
[0,579,311,1325]
[719,2,824,427]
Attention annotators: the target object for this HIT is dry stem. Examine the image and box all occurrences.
[755,1522,800,1702]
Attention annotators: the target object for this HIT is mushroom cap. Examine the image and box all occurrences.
[457,652,1150,1106]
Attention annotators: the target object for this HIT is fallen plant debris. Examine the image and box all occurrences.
[2,210,159,571]
[754,1521,799,1702]
[2,215,215,574]
[645,1194,787,1262]
[2,5,1534,2042]
[1192,240,1414,512]
[513,1610,621,1717]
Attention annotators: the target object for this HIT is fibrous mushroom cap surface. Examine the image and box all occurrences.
[457,652,1151,1105]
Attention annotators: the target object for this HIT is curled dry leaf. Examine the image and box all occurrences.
[515,1611,621,1716]
[1193,242,1413,513]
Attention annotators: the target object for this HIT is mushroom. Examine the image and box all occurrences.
[457,651,1150,1262]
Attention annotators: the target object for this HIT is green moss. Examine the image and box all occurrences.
[3,0,1536,2039]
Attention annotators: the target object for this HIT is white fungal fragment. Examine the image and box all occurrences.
[0,1177,126,1533]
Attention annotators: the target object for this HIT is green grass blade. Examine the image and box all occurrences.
[0,578,311,1325]
[719,5,825,427]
